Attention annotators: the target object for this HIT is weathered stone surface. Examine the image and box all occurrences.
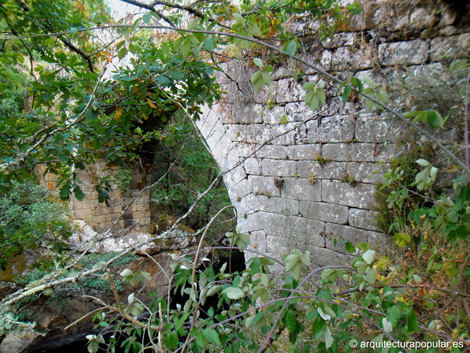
[297,160,347,179]
[276,78,307,103]
[282,177,321,201]
[322,143,376,162]
[348,162,387,184]
[355,116,389,143]
[261,159,297,177]
[308,246,353,267]
[319,116,355,143]
[378,40,429,66]
[332,45,375,71]
[321,180,376,209]
[231,102,263,124]
[253,196,300,216]
[430,34,470,62]
[286,144,321,160]
[262,105,286,125]
[249,175,281,198]
[254,145,288,160]
[244,157,262,175]
[324,223,369,253]
[348,208,380,231]
[285,102,314,122]
[270,123,308,145]
[299,201,349,224]
[323,32,356,49]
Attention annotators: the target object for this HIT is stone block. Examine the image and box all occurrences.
[224,166,247,187]
[232,178,252,200]
[243,157,262,175]
[299,52,332,73]
[348,208,380,231]
[323,32,356,49]
[324,223,369,253]
[270,123,308,145]
[266,234,289,255]
[430,34,470,62]
[319,116,355,143]
[73,209,92,220]
[264,212,289,236]
[286,144,321,160]
[355,116,389,143]
[249,230,267,253]
[93,215,106,226]
[231,102,263,124]
[249,175,281,198]
[135,203,149,212]
[261,159,297,177]
[276,78,306,103]
[282,177,321,201]
[321,180,376,209]
[299,201,348,224]
[308,245,353,267]
[378,40,429,66]
[254,145,288,160]
[322,143,376,162]
[262,106,286,125]
[255,197,299,216]
[409,8,437,30]
[348,162,387,184]
[285,102,315,123]
[331,45,374,70]
[297,160,347,179]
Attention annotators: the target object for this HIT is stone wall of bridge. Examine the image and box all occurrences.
[196,0,470,266]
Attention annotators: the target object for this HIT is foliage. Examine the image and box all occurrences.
[87,236,468,353]
[0,181,71,270]
[151,117,231,231]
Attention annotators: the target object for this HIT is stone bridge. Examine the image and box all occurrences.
[195,0,470,265]
[67,0,470,266]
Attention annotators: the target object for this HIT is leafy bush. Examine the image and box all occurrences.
[0,181,71,270]
[87,231,469,353]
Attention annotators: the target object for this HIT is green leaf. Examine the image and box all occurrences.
[253,58,263,68]
[204,37,215,51]
[261,71,271,85]
[407,310,418,333]
[382,318,393,333]
[362,250,376,264]
[324,326,333,349]
[222,287,244,299]
[118,47,127,60]
[363,76,375,87]
[427,109,444,130]
[233,13,245,24]
[203,328,221,346]
[342,84,351,102]
[284,310,297,331]
[302,82,315,90]
[142,13,152,24]
[416,159,430,167]
[285,40,297,56]
[364,267,377,284]
[377,87,389,103]
[351,77,363,92]
[181,40,191,57]
[387,306,401,328]
[188,19,198,30]
[312,317,326,339]
[344,241,355,253]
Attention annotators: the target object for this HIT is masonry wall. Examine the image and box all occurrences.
[196,0,470,266]
[68,163,151,234]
